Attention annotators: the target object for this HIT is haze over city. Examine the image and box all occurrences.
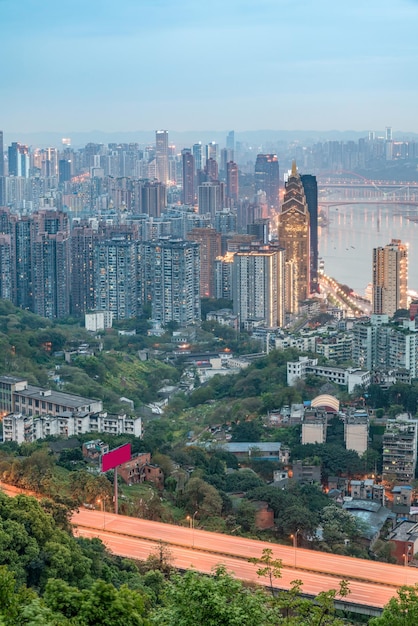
[2,0,418,135]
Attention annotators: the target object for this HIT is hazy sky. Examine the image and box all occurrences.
[2,0,418,133]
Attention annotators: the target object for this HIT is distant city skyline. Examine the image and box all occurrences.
[2,0,418,133]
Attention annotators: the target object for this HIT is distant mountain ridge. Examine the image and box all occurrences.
[4,129,418,149]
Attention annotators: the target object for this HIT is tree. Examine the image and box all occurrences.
[224,470,264,493]
[274,578,350,625]
[235,500,256,532]
[143,541,173,577]
[182,477,223,519]
[231,419,263,442]
[319,504,359,549]
[279,503,318,539]
[369,585,418,625]
[249,548,282,595]
[44,578,149,625]
[152,566,275,626]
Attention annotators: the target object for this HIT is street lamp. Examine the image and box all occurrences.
[187,510,198,547]
[97,497,106,530]
[290,529,300,567]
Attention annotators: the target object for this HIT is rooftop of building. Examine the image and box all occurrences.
[17,384,99,407]
[0,375,27,384]
[221,442,282,453]
[388,520,418,543]
[342,499,395,541]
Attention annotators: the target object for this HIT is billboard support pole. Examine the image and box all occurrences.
[114,466,118,515]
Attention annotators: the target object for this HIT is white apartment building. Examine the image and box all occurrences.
[0,376,102,417]
[3,411,142,445]
[286,357,370,393]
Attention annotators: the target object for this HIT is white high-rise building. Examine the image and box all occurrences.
[232,247,285,329]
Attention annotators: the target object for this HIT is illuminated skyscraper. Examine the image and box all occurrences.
[254,154,279,210]
[278,161,310,314]
[372,239,408,317]
[155,130,169,184]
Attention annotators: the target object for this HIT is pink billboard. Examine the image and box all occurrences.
[101,443,131,472]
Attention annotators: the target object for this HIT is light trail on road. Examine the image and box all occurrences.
[73,509,418,608]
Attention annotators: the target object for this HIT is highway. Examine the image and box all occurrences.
[73,509,418,609]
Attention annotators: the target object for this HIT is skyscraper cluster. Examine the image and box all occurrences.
[0,129,321,329]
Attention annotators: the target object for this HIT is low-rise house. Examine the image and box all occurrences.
[342,499,395,548]
[388,520,418,565]
[253,501,275,530]
[292,460,321,485]
[118,453,164,489]
[349,479,385,505]
[221,442,289,464]
[82,439,109,461]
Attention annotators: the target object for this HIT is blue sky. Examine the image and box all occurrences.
[2,0,418,133]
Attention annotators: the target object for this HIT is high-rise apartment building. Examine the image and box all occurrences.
[247,218,270,245]
[215,252,235,300]
[226,161,239,205]
[0,234,12,300]
[278,161,310,314]
[372,239,408,317]
[181,149,195,205]
[254,154,280,210]
[301,174,318,293]
[187,227,221,297]
[132,180,166,217]
[94,236,138,320]
[383,417,418,483]
[155,130,169,184]
[13,216,33,310]
[205,142,218,165]
[148,239,201,326]
[31,210,71,319]
[70,224,98,316]
[232,246,285,328]
[204,158,218,182]
[192,143,203,174]
[198,182,223,218]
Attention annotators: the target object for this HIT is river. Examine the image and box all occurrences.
[318,202,418,296]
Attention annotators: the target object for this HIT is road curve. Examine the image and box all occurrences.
[73,509,416,608]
